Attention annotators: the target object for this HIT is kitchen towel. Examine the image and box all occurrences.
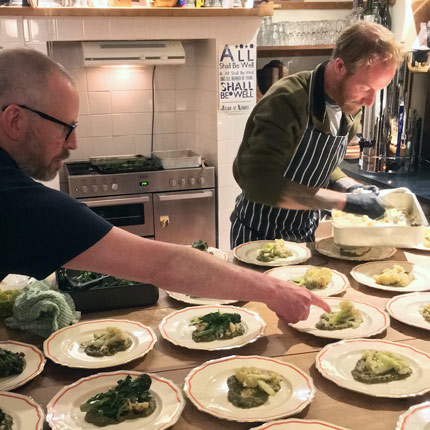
[4,280,80,338]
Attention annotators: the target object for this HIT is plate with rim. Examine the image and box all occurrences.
[165,291,237,305]
[265,265,349,297]
[0,341,46,391]
[43,319,156,369]
[46,370,185,430]
[289,297,389,339]
[233,240,311,267]
[396,401,430,430]
[316,338,430,398]
[189,246,228,261]
[159,305,267,351]
[386,292,430,330]
[184,354,315,422]
[0,391,44,430]
[350,260,430,293]
[251,418,352,429]
[315,237,396,261]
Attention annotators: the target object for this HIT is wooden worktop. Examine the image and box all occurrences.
[1,222,430,429]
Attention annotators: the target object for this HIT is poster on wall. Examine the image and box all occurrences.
[218,43,256,114]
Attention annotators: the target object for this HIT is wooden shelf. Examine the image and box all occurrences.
[275,1,352,9]
[257,44,334,57]
[0,4,273,16]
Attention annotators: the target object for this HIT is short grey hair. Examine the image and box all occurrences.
[0,48,75,108]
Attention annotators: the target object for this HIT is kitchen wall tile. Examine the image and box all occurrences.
[217,162,236,188]
[135,134,152,156]
[155,90,176,112]
[154,112,176,134]
[218,207,233,252]
[133,90,152,113]
[86,67,113,91]
[154,66,176,90]
[177,133,197,153]
[194,39,216,68]
[52,42,83,70]
[176,111,195,134]
[0,18,23,43]
[182,41,196,68]
[112,135,136,155]
[109,18,136,40]
[56,19,84,41]
[76,115,91,138]
[83,18,110,40]
[69,68,88,92]
[176,89,195,112]
[72,137,92,160]
[196,111,217,139]
[134,113,153,134]
[195,66,216,91]
[174,66,196,91]
[111,91,137,114]
[112,113,136,136]
[217,114,238,142]
[26,18,55,43]
[197,134,217,165]
[0,42,24,50]
[91,136,114,157]
[195,89,217,115]
[109,67,150,91]
[88,92,111,114]
[129,68,153,91]
[90,114,113,137]
[23,42,47,54]
[234,115,248,140]
[218,139,240,165]
[153,133,177,151]
[218,184,240,211]
[79,92,90,115]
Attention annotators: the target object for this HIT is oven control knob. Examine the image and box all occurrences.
[91,185,98,193]
[169,179,177,187]
[189,177,196,185]
[198,177,205,185]
[111,183,119,191]
[101,184,108,192]
[81,185,88,193]
[178,178,185,186]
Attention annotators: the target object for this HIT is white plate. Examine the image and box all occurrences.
[289,297,389,339]
[315,237,396,261]
[233,240,311,267]
[43,319,156,369]
[0,391,44,430]
[265,265,349,297]
[165,291,237,305]
[159,305,267,351]
[184,355,315,422]
[0,341,46,391]
[251,418,351,429]
[206,247,229,261]
[46,370,185,430]
[316,339,430,398]
[386,292,430,330]
[396,401,430,430]
[350,260,430,293]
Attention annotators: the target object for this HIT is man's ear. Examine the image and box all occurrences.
[333,58,348,78]
[1,105,28,141]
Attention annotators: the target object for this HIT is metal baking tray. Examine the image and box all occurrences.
[151,149,201,169]
[332,188,428,248]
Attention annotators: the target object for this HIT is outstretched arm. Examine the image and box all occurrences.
[64,227,330,323]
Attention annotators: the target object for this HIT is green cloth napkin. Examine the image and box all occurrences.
[4,280,80,338]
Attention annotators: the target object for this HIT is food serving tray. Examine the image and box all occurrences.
[151,149,201,169]
[332,188,428,248]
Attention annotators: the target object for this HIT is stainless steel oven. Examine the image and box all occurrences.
[60,156,217,246]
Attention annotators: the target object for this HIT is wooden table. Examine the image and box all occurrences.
[2,223,430,430]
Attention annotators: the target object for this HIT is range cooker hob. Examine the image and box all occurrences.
[64,157,215,199]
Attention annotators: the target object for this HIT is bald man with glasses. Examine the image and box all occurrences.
[0,48,329,324]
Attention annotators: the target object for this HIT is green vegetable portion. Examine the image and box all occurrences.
[0,289,22,319]
[420,304,430,323]
[315,300,363,331]
[190,311,245,342]
[0,347,25,377]
[0,408,13,430]
[80,327,132,357]
[191,240,209,251]
[80,374,156,427]
[256,239,292,262]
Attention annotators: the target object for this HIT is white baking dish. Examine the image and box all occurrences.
[152,149,201,169]
[332,188,428,248]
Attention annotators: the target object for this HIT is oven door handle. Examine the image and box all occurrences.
[84,196,151,207]
[158,190,213,201]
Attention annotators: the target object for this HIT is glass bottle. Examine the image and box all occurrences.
[379,0,392,30]
[363,0,375,22]
[349,0,364,23]
[372,0,382,24]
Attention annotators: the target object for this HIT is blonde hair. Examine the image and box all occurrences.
[332,22,404,74]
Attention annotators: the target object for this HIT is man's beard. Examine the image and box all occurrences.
[331,77,362,116]
[19,130,69,181]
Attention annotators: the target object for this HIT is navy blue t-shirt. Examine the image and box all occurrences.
[0,148,113,281]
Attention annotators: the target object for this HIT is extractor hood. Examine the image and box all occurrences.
[82,40,185,66]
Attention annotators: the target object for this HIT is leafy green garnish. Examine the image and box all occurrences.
[191,240,209,251]
[0,348,25,377]
[190,311,241,338]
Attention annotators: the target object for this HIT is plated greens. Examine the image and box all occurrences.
[291,267,333,290]
[80,374,156,426]
[0,347,25,378]
[315,300,363,331]
[0,408,13,430]
[80,326,132,357]
[420,304,430,323]
[373,265,414,287]
[256,239,292,262]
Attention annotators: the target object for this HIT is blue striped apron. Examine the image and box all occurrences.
[230,117,348,248]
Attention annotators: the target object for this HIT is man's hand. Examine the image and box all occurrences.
[347,184,380,195]
[344,193,385,219]
[267,282,331,324]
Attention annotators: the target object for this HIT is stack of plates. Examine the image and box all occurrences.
[344,145,360,160]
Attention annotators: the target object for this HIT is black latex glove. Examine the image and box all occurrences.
[344,193,386,219]
[346,184,380,195]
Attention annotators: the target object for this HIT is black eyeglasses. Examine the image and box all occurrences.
[2,104,78,141]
